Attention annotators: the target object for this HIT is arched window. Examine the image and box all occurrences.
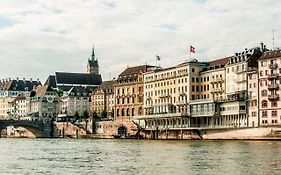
[132,108,135,116]
[138,107,143,115]
[127,108,130,116]
[121,108,125,116]
[262,100,268,108]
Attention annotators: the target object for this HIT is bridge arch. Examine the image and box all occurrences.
[0,120,53,138]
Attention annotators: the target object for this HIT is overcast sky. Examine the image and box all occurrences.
[0,0,280,83]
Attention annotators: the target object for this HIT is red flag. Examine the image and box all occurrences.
[190,45,195,53]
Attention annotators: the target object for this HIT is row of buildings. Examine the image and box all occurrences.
[1,43,281,137]
[91,43,281,137]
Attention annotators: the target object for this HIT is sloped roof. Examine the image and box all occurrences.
[208,56,229,67]
[55,72,102,85]
[259,49,281,60]
[0,79,41,91]
[66,86,90,96]
[119,65,154,77]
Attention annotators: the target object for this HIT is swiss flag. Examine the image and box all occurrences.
[190,45,195,53]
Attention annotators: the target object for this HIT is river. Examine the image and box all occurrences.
[0,139,281,175]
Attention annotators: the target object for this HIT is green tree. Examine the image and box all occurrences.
[83,110,89,119]
[74,111,80,121]
[101,110,107,118]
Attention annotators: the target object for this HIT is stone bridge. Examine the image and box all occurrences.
[0,120,53,138]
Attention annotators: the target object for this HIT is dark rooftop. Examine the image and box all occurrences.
[259,49,281,60]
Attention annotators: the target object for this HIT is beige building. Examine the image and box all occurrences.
[114,65,155,136]
[91,80,116,118]
[221,47,262,127]
[29,85,60,121]
[189,57,229,127]
[60,86,91,117]
[247,69,259,127]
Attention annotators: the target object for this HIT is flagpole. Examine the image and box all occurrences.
[189,44,191,60]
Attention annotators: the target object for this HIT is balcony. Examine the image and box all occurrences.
[210,77,223,83]
[211,88,223,93]
[268,84,279,90]
[234,77,247,83]
[268,73,279,79]
[269,63,278,69]
[268,94,279,101]
[133,113,182,120]
[159,93,170,98]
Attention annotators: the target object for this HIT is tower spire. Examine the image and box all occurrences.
[91,44,95,61]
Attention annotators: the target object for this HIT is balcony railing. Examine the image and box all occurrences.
[268,73,279,79]
[268,84,279,90]
[269,63,278,69]
[210,77,224,83]
[268,94,279,101]
[211,88,223,93]
[133,113,182,120]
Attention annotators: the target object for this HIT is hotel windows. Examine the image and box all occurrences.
[261,90,267,96]
[272,111,277,117]
[261,61,267,67]
[262,100,268,108]
[262,111,268,118]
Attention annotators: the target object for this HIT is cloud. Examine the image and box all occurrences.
[0,0,280,82]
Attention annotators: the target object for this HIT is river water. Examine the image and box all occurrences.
[0,139,281,175]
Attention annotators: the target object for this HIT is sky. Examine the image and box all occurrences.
[0,0,280,83]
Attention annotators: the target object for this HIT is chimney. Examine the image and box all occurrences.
[37,78,40,83]
[260,42,264,52]
[30,78,32,81]
[8,78,11,81]
[16,77,19,81]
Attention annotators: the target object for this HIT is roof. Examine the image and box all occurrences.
[31,85,48,97]
[55,72,102,86]
[65,86,90,97]
[100,80,116,89]
[119,65,155,77]
[0,79,41,91]
[259,49,281,60]
[207,56,231,70]
[44,75,56,88]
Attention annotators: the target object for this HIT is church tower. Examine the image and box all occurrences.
[87,45,99,75]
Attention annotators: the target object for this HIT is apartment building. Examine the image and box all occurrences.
[114,65,155,136]
[258,49,281,126]
[247,69,259,127]
[0,78,41,119]
[91,80,116,118]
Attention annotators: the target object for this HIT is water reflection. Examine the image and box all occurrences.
[0,139,281,175]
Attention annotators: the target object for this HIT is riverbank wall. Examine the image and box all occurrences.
[141,126,281,140]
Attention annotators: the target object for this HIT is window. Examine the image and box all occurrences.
[252,112,256,117]
[192,68,195,72]
[262,111,267,118]
[262,100,268,108]
[260,71,263,76]
[261,90,267,97]
[261,61,267,67]
[271,101,277,107]
[272,111,277,117]
[192,77,195,82]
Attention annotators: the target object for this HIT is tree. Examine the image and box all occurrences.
[74,111,80,121]
[101,110,107,118]
[83,110,89,119]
